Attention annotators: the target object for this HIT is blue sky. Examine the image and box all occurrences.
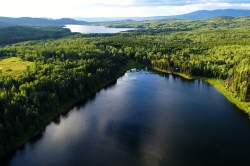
[0,0,250,18]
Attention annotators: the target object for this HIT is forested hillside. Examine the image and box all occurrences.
[103,16,250,29]
[0,26,73,45]
[73,9,250,21]
[1,17,250,157]
[0,17,85,28]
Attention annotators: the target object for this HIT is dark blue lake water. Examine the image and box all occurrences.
[2,68,250,166]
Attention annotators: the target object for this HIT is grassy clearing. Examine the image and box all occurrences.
[0,57,33,78]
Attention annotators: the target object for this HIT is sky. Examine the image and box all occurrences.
[0,0,250,18]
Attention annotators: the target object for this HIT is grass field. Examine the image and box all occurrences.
[0,57,33,78]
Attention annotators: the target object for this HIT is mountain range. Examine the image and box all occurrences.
[75,9,250,22]
[0,9,250,27]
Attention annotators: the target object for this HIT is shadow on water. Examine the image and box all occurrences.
[228,101,250,127]
[0,132,45,165]
[3,68,250,166]
[53,116,61,125]
[28,132,44,145]
[105,121,153,153]
[150,69,194,84]
[0,79,119,164]
[72,94,97,113]
[72,79,118,111]
[103,79,117,91]
[1,151,15,165]
[61,80,118,117]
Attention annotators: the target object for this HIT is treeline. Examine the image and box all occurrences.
[0,37,129,155]
[102,16,250,31]
[0,26,73,45]
[113,31,250,103]
[1,18,250,157]
[0,17,86,28]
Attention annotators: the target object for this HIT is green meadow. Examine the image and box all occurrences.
[0,57,33,78]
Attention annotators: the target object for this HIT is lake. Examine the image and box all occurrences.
[2,68,250,166]
[64,25,136,34]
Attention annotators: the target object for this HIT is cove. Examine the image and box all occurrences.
[2,68,250,166]
[64,25,136,34]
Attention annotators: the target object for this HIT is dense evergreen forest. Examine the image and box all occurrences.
[1,17,250,157]
[0,17,85,28]
[0,26,73,45]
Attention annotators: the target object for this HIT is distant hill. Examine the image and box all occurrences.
[173,9,250,20]
[207,16,235,21]
[74,16,168,22]
[0,9,250,26]
[0,26,72,45]
[237,16,250,21]
[0,17,86,28]
[75,9,250,22]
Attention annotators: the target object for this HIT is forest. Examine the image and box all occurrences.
[0,26,73,45]
[0,16,250,157]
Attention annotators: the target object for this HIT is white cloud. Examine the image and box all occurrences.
[0,0,249,18]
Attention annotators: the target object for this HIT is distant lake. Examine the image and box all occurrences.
[2,68,250,166]
[64,25,136,34]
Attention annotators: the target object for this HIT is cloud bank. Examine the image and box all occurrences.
[0,0,249,18]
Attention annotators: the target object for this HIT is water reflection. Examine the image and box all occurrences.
[53,117,61,125]
[28,133,44,145]
[2,68,250,166]
[105,121,153,151]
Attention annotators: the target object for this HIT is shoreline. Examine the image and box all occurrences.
[2,63,250,159]
[0,60,145,159]
[151,67,250,116]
